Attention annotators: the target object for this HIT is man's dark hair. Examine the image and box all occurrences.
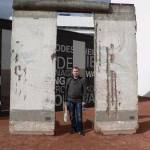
[72,66,80,71]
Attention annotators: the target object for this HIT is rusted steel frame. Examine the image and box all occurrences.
[111,70,114,105]
[114,72,118,114]
[106,47,110,117]
[98,42,101,72]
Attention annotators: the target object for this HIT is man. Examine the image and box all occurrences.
[64,66,86,135]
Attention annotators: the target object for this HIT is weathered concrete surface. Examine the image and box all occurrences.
[10,11,57,135]
[94,4,138,134]
[13,0,110,12]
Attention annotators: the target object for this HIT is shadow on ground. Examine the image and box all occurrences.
[55,119,94,136]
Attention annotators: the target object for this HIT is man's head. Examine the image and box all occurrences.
[72,66,80,78]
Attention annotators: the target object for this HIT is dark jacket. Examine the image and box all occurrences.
[64,76,87,102]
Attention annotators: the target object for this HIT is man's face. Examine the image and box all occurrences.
[72,68,80,77]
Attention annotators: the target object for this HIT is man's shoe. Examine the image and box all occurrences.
[70,129,77,134]
[78,131,85,136]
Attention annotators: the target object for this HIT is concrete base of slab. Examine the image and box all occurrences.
[9,130,55,135]
[94,121,138,135]
[9,121,55,135]
[95,129,137,135]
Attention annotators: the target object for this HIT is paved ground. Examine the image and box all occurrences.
[0,99,150,150]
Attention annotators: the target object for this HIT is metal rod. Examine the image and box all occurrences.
[106,47,110,117]
[111,71,114,105]
[13,0,110,12]
[98,42,101,71]
[114,72,118,118]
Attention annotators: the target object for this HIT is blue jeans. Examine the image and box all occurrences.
[67,98,83,132]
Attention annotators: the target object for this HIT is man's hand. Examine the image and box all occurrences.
[63,102,68,122]
[82,102,86,111]
[82,102,86,107]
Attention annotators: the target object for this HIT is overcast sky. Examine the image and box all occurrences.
[0,0,12,19]
[0,0,150,96]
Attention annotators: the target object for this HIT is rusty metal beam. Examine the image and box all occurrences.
[13,0,110,12]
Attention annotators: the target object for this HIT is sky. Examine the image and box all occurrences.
[0,0,150,96]
[0,0,12,19]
